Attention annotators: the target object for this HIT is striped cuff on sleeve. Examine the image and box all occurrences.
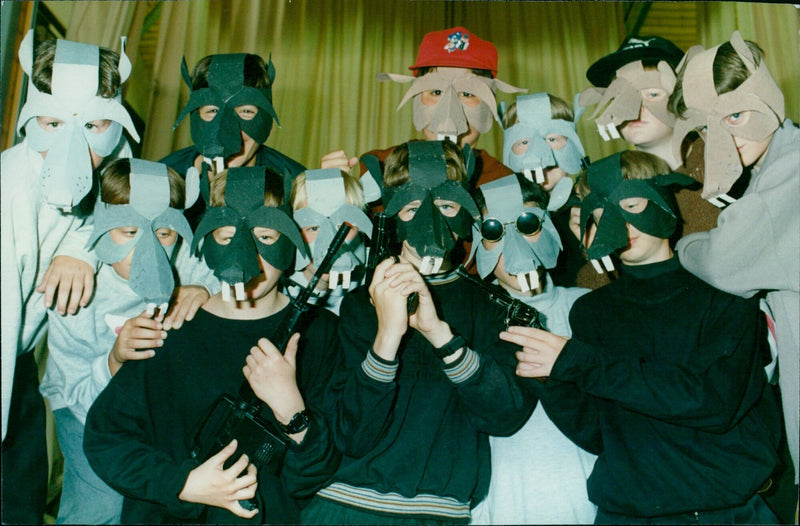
[361,349,399,383]
[443,347,480,383]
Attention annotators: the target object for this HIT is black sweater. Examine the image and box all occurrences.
[318,274,538,521]
[84,306,341,524]
[541,257,781,517]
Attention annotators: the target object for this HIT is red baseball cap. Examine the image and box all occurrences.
[409,27,498,78]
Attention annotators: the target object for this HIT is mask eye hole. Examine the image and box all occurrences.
[618,197,647,214]
[253,227,281,245]
[212,226,236,245]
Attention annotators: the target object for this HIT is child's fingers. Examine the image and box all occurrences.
[210,439,238,466]
[283,334,300,369]
[120,349,156,361]
[66,274,86,314]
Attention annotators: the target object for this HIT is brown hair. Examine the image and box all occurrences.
[101,159,185,208]
[32,39,122,97]
[191,54,272,90]
[383,140,466,188]
[502,94,574,129]
[668,40,764,118]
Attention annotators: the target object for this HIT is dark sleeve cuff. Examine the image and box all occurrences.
[550,339,596,384]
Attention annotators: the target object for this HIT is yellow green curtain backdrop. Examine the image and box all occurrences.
[34,0,799,170]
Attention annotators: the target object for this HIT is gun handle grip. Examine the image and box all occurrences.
[407,292,419,315]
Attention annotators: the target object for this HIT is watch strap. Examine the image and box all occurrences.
[432,334,466,360]
[277,409,311,435]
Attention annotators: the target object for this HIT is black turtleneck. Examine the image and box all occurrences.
[541,255,782,518]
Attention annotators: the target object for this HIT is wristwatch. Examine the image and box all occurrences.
[277,409,311,435]
[432,334,466,360]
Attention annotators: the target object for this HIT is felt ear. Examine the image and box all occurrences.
[729,30,758,74]
[572,92,586,123]
[675,44,705,75]
[118,36,132,84]
[578,87,605,110]
[658,61,677,93]
[18,29,34,75]
[267,53,276,85]
[360,154,384,190]
[180,57,193,88]
[490,78,527,95]
[376,72,415,84]
[185,166,200,208]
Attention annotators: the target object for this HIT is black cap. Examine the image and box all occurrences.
[586,35,684,88]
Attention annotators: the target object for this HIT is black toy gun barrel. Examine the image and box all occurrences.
[454,267,543,329]
[270,222,353,351]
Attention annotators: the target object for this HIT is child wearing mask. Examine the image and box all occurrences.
[507,151,782,524]
[40,158,216,523]
[301,140,536,524]
[670,31,800,510]
[469,173,596,524]
[287,169,373,315]
[84,166,341,523]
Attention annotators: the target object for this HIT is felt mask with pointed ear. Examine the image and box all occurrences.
[174,54,280,171]
[377,67,525,142]
[672,30,784,206]
[192,166,306,301]
[579,152,697,273]
[293,169,373,289]
[374,141,479,275]
[471,175,562,293]
[503,93,588,183]
[17,30,139,212]
[88,160,196,314]
[579,60,677,141]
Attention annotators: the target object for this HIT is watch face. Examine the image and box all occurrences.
[281,410,311,434]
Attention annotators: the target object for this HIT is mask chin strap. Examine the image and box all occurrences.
[590,255,616,274]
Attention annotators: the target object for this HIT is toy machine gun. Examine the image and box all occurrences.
[191,223,353,509]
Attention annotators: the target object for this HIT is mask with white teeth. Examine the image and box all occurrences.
[293,168,373,290]
[579,152,697,273]
[88,160,197,316]
[173,53,279,172]
[377,67,524,142]
[579,60,677,142]
[381,141,480,275]
[192,167,306,301]
[503,93,588,183]
[472,175,562,293]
